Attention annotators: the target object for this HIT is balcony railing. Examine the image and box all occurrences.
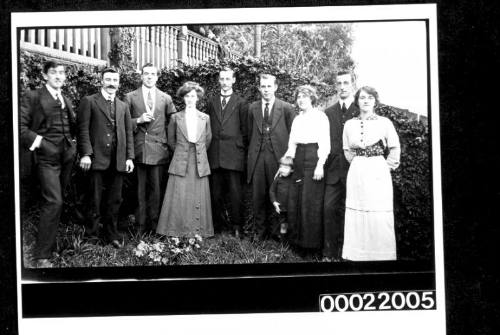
[19,26,242,70]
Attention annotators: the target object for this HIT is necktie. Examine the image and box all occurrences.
[55,92,63,108]
[221,96,228,109]
[147,90,154,111]
[342,102,347,114]
[264,102,270,123]
[108,98,115,120]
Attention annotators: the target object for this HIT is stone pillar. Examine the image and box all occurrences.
[177,25,188,65]
[100,27,111,63]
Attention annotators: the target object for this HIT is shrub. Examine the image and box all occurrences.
[18,51,432,261]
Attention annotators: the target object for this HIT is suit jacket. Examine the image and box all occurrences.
[19,86,76,150]
[77,92,134,172]
[206,93,248,171]
[247,98,296,183]
[124,87,176,165]
[324,101,359,184]
[167,110,212,178]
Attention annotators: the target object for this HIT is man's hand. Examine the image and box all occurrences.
[138,113,154,124]
[273,201,281,214]
[79,155,92,171]
[313,165,324,181]
[125,159,134,173]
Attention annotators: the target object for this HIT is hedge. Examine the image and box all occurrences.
[19,51,432,261]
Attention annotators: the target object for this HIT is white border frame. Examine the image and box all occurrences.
[12,4,444,334]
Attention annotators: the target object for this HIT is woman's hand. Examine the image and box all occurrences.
[313,165,324,180]
[273,201,281,214]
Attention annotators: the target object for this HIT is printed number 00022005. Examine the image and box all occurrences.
[319,291,436,312]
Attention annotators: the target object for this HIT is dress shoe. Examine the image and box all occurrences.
[36,258,53,268]
[110,239,123,249]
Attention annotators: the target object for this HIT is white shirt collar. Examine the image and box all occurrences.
[220,89,233,97]
[142,85,156,96]
[101,88,115,101]
[338,95,354,108]
[262,96,276,110]
[45,84,62,99]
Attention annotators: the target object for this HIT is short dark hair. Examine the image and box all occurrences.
[177,81,205,99]
[335,70,355,83]
[258,73,278,86]
[354,86,380,108]
[141,63,159,75]
[294,85,319,107]
[42,61,65,74]
[219,67,236,78]
[101,67,119,77]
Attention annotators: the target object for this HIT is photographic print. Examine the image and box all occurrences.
[11,4,445,335]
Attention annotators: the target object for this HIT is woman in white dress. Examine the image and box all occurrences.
[342,86,400,261]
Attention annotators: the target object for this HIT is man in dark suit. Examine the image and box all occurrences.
[247,73,295,239]
[323,71,359,260]
[20,61,77,268]
[77,67,134,248]
[125,63,176,234]
[206,67,248,237]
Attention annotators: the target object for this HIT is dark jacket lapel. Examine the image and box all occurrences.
[212,95,223,124]
[177,111,189,140]
[38,86,54,117]
[95,93,113,122]
[270,98,284,130]
[253,102,263,133]
[222,94,238,124]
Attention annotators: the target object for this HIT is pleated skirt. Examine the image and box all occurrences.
[342,155,396,261]
[156,145,213,238]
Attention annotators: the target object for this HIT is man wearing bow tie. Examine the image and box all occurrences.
[20,61,77,268]
[206,67,248,237]
[77,67,134,248]
[323,71,359,261]
[247,73,295,240]
[125,63,176,235]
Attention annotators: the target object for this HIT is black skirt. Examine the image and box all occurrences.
[287,143,325,249]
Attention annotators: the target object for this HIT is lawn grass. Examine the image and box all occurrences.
[22,207,320,268]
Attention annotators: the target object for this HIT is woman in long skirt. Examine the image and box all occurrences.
[342,86,400,261]
[156,81,213,238]
[284,85,330,254]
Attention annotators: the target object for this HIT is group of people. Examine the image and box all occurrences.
[20,60,400,268]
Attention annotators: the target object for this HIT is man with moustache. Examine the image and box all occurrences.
[206,67,248,237]
[323,70,359,261]
[20,61,77,268]
[125,63,176,234]
[247,73,295,240]
[77,67,134,248]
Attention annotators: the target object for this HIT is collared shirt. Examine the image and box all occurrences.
[220,89,233,105]
[338,95,354,110]
[142,85,156,114]
[101,89,116,102]
[261,97,276,118]
[284,108,331,166]
[185,107,198,143]
[45,84,65,109]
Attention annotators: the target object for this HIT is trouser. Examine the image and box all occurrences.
[34,140,76,259]
[136,163,164,232]
[252,143,279,238]
[323,180,346,258]
[210,168,243,232]
[87,165,124,241]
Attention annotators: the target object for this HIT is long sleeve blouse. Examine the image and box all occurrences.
[284,108,331,166]
[342,114,400,170]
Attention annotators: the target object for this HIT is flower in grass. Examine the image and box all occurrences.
[134,241,150,257]
[161,257,169,265]
[152,242,164,252]
[185,246,192,252]
[194,243,200,249]
[194,234,202,242]
[170,237,180,246]
[172,247,181,254]
[149,251,162,263]
[188,238,195,246]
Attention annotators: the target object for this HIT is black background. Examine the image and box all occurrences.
[1,0,499,334]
